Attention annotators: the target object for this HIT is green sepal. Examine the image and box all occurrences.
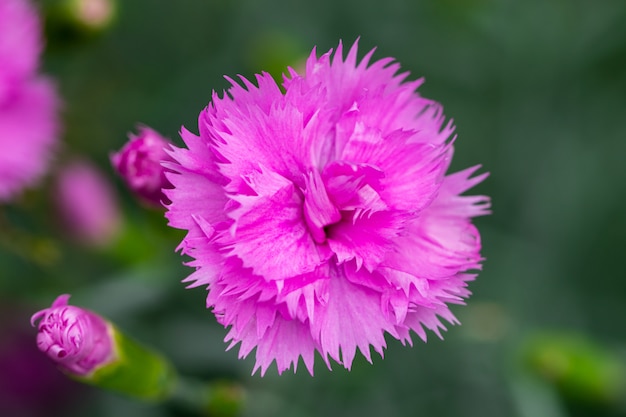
[71,324,176,401]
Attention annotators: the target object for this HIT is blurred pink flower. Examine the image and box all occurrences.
[111,125,173,208]
[165,40,491,375]
[0,0,42,95]
[31,294,115,376]
[0,0,60,202]
[0,78,59,201]
[54,160,121,246]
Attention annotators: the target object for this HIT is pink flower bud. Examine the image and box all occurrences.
[30,294,115,376]
[69,0,116,31]
[54,160,121,246]
[111,125,173,208]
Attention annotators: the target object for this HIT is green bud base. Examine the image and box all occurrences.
[72,324,177,401]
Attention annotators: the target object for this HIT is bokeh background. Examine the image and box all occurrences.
[2,0,626,416]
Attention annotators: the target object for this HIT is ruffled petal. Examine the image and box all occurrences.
[327,210,407,272]
[223,168,329,281]
[322,160,386,213]
[381,166,490,281]
[163,128,229,230]
[223,305,321,376]
[207,74,335,192]
[313,264,398,369]
[339,126,449,212]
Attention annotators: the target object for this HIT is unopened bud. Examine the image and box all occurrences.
[31,294,114,376]
[111,125,173,208]
[32,294,176,401]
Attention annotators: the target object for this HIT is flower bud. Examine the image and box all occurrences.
[54,160,122,246]
[111,125,173,208]
[523,332,626,406]
[30,294,114,376]
[68,0,116,32]
[31,294,176,401]
[44,0,117,37]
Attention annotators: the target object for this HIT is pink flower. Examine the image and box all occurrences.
[0,0,60,202]
[30,294,115,376]
[54,160,121,246]
[110,125,173,208]
[165,40,491,375]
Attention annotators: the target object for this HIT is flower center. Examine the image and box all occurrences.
[303,170,341,244]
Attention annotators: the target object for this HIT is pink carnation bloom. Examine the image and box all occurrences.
[31,294,115,376]
[0,0,60,202]
[165,41,491,375]
[110,125,173,208]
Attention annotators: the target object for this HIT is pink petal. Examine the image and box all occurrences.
[223,169,329,281]
[327,210,407,272]
[339,127,449,212]
[164,129,229,230]
[380,166,490,281]
[322,160,386,213]
[313,264,398,369]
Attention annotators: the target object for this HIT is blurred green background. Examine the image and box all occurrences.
[2,0,626,416]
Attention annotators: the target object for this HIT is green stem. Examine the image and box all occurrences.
[169,377,246,417]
